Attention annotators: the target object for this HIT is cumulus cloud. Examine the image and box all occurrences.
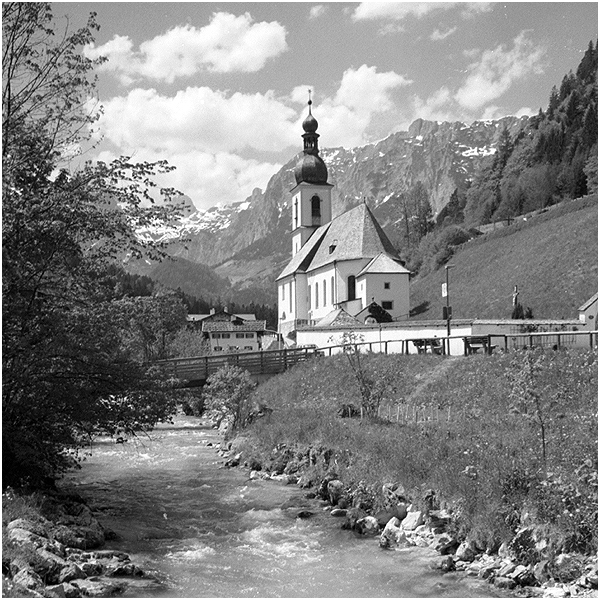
[97,87,297,154]
[352,2,492,22]
[96,149,280,211]
[85,12,287,84]
[92,64,410,207]
[430,27,457,41]
[454,32,546,110]
[309,5,327,19]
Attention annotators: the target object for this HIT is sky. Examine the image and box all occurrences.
[52,2,598,211]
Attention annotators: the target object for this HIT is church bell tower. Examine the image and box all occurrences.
[291,93,333,256]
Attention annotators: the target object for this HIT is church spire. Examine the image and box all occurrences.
[294,91,328,185]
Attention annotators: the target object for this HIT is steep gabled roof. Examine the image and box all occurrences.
[357,253,409,277]
[277,223,332,280]
[278,203,401,280]
[314,308,362,328]
[578,293,598,312]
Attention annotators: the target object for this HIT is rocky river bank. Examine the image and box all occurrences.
[2,488,165,598]
[3,417,597,599]
[221,437,598,599]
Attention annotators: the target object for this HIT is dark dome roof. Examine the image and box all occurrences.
[302,112,318,133]
[294,153,328,185]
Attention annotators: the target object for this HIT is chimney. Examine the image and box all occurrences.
[210,308,216,315]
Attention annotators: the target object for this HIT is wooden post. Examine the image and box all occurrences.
[396,405,400,422]
[385,341,389,354]
[463,338,468,356]
[504,335,508,353]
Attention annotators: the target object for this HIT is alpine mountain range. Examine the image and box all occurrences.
[131,115,530,303]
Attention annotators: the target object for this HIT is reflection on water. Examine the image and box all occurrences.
[64,416,504,598]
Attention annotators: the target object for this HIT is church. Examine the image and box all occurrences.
[277,99,410,341]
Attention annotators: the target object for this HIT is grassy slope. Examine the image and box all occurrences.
[410,196,598,320]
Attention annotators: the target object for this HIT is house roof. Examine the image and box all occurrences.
[314,308,362,328]
[578,293,598,312]
[202,320,267,332]
[277,203,401,280]
[188,311,256,322]
[357,253,409,277]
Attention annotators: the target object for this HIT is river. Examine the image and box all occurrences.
[63,416,505,598]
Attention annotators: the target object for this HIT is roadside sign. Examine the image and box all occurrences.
[442,283,447,298]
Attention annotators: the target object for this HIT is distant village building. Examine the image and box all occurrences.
[186,308,270,353]
[277,99,410,342]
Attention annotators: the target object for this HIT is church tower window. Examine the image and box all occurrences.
[348,276,356,301]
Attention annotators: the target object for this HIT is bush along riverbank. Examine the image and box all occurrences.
[2,488,164,598]
[212,347,598,598]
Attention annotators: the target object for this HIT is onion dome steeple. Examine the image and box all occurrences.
[294,91,328,185]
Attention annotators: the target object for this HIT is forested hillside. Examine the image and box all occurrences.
[464,41,597,226]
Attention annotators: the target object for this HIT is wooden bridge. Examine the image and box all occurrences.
[157,346,320,386]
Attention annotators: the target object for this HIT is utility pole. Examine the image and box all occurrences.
[443,265,455,339]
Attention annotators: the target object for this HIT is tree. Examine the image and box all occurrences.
[3,3,185,486]
[202,366,256,433]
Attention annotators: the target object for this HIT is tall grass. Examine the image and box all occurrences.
[241,348,598,555]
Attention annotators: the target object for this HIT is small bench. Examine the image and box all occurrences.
[413,338,444,355]
[464,336,497,355]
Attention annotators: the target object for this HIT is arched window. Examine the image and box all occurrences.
[315,282,319,309]
[323,280,327,306]
[311,195,321,217]
[348,276,356,301]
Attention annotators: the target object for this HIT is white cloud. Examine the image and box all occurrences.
[96,149,280,211]
[352,2,449,22]
[430,27,457,41]
[97,87,297,154]
[309,5,327,19]
[454,32,546,110]
[352,2,492,22]
[85,12,287,83]
[334,64,411,111]
[92,64,410,207]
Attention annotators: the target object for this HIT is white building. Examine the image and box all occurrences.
[277,100,410,342]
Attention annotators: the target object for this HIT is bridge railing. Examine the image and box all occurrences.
[157,330,597,384]
[156,346,319,382]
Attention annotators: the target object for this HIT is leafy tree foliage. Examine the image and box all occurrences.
[202,366,256,433]
[2,3,186,487]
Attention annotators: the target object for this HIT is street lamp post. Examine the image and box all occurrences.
[444,265,455,347]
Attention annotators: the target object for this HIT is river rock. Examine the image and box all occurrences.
[455,540,477,562]
[401,511,424,531]
[330,508,347,517]
[494,576,517,590]
[12,568,44,591]
[59,563,87,583]
[7,527,47,548]
[549,553,585,583]
[433,533,459,555]
[46,582,81,598]
[541,586,568,598]
[296,510,315,519]
[431,556,454,572]
[71,577,127,597]
[379,517,409,549]
[355,516,379,536]
[7,518,49,537]
[342,507,366,531]
[327,480,344,505]
[49,522,105,549]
